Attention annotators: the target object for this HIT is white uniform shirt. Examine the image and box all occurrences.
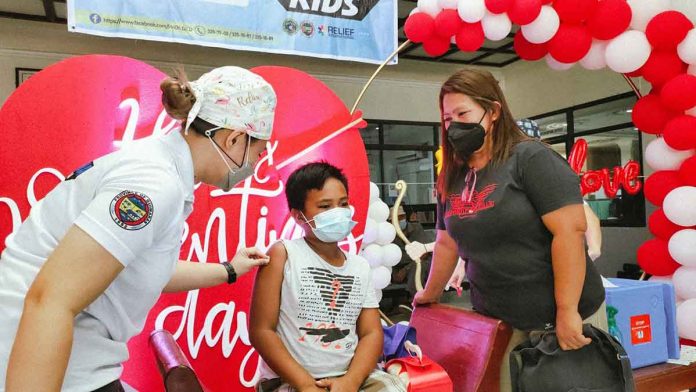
[0,130,194,391]
[259,238,379,381]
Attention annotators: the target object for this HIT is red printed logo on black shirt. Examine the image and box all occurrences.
[446,184,497,219]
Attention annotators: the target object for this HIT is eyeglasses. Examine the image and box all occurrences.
[461,168,478,203]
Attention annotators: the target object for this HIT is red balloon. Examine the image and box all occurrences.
[646,11,694,50]
[649,208,690,240]
[637,238,682,276]
[513,30,548,60]
[435,9,463,38]
[508,0,543,25]
[625,68,643,78]
[455,22,485,52]
[640,51,687,87]
[644,170,684,206]
[423,35,453,56]
[664,115,696,150]
[679,155,696,186]
[548,24,593,63]
[632,94,679,134]
[587,0,632,40]
[405,13,436,43]
[552,0,597,23]
[485,0,514,14]
[661,74,696,111]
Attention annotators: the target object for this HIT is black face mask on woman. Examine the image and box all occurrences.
[447,112,487,161]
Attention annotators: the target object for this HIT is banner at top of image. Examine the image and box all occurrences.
[67,0,398,65]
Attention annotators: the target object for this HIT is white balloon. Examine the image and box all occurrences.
[521,5,559,44]
[645,137,695,171]
[369,182,380,204]
[382,243,403,267]
[673,266,696,300]
[410,7,421,16]
[546,55,575,71]
[362,244,384,268]
[664,187,696,227]
[678,29,696,65]
[580,40,609,70]
[669,229,696,266]
[438,0,459,9]
[368,200,390,222]
[376,221,397,246]
[649,274,674,284]
[372,266,392,290]
[375,289,384,303]
[627,0,671,31]
[363,218,378,244]
[418,0,442,17]
[605,30,652,73]
[482,11,512,41]
[458,0,486,23]
[677,298,696,340]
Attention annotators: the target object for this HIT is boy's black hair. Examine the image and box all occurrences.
[285,161,349,211]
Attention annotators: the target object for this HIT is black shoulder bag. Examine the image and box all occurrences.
[510,324,635,392]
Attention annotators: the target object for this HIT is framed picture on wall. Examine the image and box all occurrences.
[15,68,41,88]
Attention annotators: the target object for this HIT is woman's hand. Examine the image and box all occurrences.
[555,308,591,351]
[316,376,361,392]
[412,289,439,306]
[231,247,270,276]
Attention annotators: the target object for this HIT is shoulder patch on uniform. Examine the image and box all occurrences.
[110,191,153,230]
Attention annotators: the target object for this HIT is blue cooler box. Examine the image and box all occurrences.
[604,278,680,369]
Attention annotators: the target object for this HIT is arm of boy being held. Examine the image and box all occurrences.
[249,242,323,392]
[317,308,382,390]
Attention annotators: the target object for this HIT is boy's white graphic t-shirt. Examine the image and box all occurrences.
[260,238,379,380]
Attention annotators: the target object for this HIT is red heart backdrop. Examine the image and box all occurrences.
[0,55,370,391]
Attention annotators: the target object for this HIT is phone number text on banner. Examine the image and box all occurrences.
[67,0,398,65]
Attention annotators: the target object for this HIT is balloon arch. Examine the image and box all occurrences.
[399,0,696,340]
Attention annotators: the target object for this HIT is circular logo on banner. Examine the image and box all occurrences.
[283,18,298,35]
[301,21,314,37]
[110,190,153,230]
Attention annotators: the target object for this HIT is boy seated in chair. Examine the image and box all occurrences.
[250,162,405,392]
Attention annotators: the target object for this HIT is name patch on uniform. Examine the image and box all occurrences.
[110,191,153,230]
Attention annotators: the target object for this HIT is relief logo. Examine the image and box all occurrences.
[277,0,381,21]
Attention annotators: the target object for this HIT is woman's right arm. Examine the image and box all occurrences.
[6,225,124,391]
[249,243,322,392]
[413,229,460,305]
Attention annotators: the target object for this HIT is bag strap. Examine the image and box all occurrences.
[583,325,635,392]
[509,348,524,392]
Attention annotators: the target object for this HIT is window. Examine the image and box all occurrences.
[363,120,439,228]
[531,92,645,227]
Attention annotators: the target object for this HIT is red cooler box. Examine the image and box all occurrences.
[605,278,680,369]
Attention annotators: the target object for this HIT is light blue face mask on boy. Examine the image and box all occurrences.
[301,207,357,243]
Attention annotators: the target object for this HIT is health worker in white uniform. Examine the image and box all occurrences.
[0,66,277,392]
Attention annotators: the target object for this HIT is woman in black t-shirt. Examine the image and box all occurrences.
[413,69,606,392]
